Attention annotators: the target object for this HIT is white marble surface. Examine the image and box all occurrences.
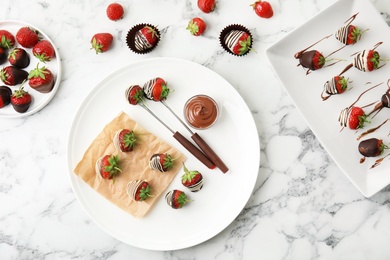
[1,0,390,259]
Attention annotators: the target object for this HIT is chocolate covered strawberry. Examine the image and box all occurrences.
[127,180,153,201]
[149,153,174,172]
[8,48,30,68]
[359,138,388,158]
[223,30,252,56]
[16,27,39,48]
[0,85,12,108]
[367,87,390,117]
[28,63,55,93]
[298,50,325,71]
[165,189,190,209]
[0,47,7,64]
[113,129,137,152]
[0,30,15,49]
[0,66,28,86]
[134,26,159,51]
[181,163,204,192]
[10,85,31,113]
[187,18,206,36]
[91,33,113,54]
[335,13,364,45]
[33,40,55,62]
[339,106,369,130]
[197,0,215,13]
[125,84,144,105]
[96,154,121,182]
[321,75,348,100]
[143,77,170,101]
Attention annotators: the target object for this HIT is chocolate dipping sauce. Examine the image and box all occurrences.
[184,95,219,129]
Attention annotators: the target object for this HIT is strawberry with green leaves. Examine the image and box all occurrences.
[16,27,39,48]
[335,13,365,45]
[127,180,153,202]
[134,25,159,52]
[125,85,145,105]
[187,18,206,36]
[181,163,204,192]
[359,138,389,158]
[11,84,31,113]
[165,189,191,209]
[353,49,381,72]
[0,30,15,49]
[143,77,170,101]
[0,66,29,86]
[339,106,369,130]
[96,154,122,182]
[297,50,325,72]
[91,33,113,54]
[28,63,55,93]
[33,40,55,62]
[8,48,30,68]
[149,153,175,172]
[321,75,349,100]
[223,30,252,56]
[114,129,137,152]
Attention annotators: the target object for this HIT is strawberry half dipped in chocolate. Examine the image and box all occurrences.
[28,63,55,93]
[8,48,30,68]
[10,84,31,113]
[95,154,122,182]
[335,13,366,45]
[165,189,191,209]
[0,30,15,49]
[149,153,175,172]
[33,40,55,62]
[127,180,153,202]
[126,24,161,54]
[16,27,39,48]
[113,129,137,152]
[359,138,388,158]
[0,66,28,86]
[339,106,369,130]
[0,85,12,108]
[143,77,170,101]
[181,163,204,192]
[222,29,252,56]
[125,84,145,105]
[321,75,349,101]
[0,47,7,65]
[367,84,390,118]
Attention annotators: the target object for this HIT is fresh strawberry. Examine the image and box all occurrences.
[0,30,15,49]
[165,189,190,209]
[359,138,388,157]
[187,18,207,36]
[11,85,31,113]
[16,27,39,48]
[197,0,215,13]
[149,153,175,172]
[143,77,170,101]
[106,3,124,21]
[33,40,55,62]
[91,33,113,54]
[114,129,137,152]
[8,48,30,68]
[348,106,369,129]
[0,85,12,108]
[0,66,29,86]
[125,85,144,105]
[0,47,7,64]
[28,63,55,93]
[127,180,153,201]
[251,0,274,18]
[181,163,204,192]
[138,26,159,46]
[96,154,121,182]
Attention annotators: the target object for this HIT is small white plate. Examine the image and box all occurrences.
[0,20,61,118]
[67,57,260,250]
[266,0,390,197]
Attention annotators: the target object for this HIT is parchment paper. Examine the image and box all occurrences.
[74,112,186,218]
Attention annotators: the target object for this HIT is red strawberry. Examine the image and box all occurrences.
[0,85,12,108]
[186,18,207,36]
[96,154,121,182]
[197,0,215,13]
[0,66,29,86]
[165,189,190,209]
[149,153,175,172]
[359,138,388,157]
[28,63,55,93]
[223,30,252,56]
[138,26,159,46]
[106,3,124,21]
[366,50,379,72]
[33,40,55,62]
[0,47,7,64]
[11,85,31,113]
[8,48,30,68]
[127,180,153,201]
[91,33,113,54]
[346,25,361,45]
[334,76,348,94]
[16,27,39,48]
[125,85,144,105]
[348,106,369,129]
[143,77,170,101]
[321,75,348,100]
[298,50,325,71]
[181,163,204,192]
[251,0,274,18]
[0,30,15,49]
[114,129,137,152]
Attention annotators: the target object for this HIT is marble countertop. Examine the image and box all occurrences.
[2,0,390,259]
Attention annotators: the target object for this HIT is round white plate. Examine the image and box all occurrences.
[67,57,260,251]
[0,20,61,118]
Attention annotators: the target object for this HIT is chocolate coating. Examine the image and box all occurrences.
[381,90,390,107]
[298,50,317,70]
[184,95,218,129]
[359,138,381,157]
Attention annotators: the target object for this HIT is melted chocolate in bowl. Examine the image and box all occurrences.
[184,95,219,129]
